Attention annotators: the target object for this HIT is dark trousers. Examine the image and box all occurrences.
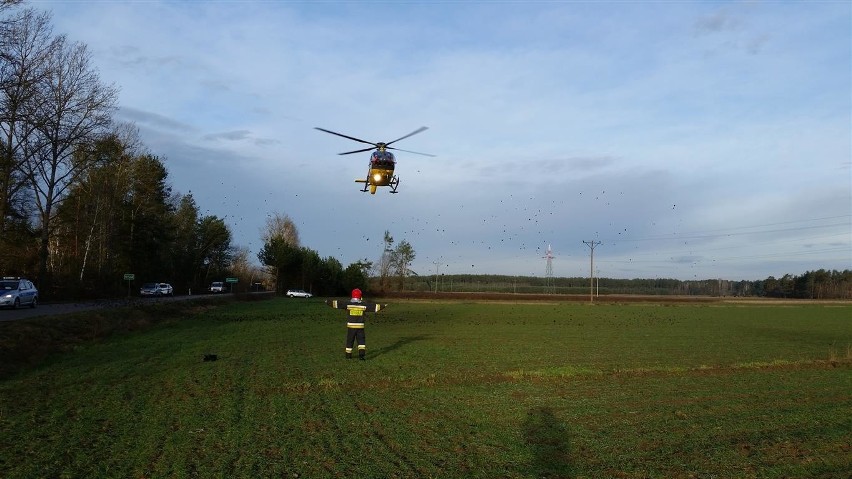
[345,328,366,356]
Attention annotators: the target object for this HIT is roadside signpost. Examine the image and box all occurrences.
[123,273,135,297]
[226,277,238,293]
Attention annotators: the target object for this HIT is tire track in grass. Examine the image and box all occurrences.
[502,357,851,382]
[352,395,421,476]
[300,386,359,476]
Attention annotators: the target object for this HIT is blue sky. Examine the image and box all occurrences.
[35,0,851,281]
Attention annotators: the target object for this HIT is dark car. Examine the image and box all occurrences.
[0,277,38,309]
[140,283,160,297]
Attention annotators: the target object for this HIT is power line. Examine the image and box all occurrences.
[603,221,849,243]
[595,234,851,263]
[597,215,850,243]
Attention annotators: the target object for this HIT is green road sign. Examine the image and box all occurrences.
[123,273,135,281]
[226,277,238,283]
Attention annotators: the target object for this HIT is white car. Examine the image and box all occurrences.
[209,281,224,293]
[0,277,38,309]
[157,283,174,296]
[286,289,312,298]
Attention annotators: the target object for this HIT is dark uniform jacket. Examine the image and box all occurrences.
[325,299,386,328]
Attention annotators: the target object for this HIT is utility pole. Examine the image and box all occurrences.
[583,241,602,302]
[433,259,441,293]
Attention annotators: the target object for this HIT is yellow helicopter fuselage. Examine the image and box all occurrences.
[354,150,398,194]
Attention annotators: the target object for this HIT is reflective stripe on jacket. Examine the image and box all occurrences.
[326,299,386,328]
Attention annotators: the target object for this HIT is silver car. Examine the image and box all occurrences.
[286,289,312,298]
[0,277,38,309]
[140,282,173,297]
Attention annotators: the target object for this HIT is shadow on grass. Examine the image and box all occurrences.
[368,335,431,359]
[524,406,574,478]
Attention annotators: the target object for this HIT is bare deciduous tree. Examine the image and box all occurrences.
[231,245,267,290]
[23,34,118,287]
[261,212,300,247]
[0,7,56,234]
[0,0,24,16]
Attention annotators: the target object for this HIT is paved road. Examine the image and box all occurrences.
[0,294,238,322]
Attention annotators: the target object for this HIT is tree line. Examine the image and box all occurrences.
[257,225,418,297]
[0,3,244,298]
[255,213,367,296]
[402,269,852,299]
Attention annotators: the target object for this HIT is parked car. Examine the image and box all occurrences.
[157,283,174,296]
[286,289,312,298]
[0,277,38,309]
[140,283,160,296]
[209,281,224,293]
[140,282,173,297]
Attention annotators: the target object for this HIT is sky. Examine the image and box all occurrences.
[31,0,852,281]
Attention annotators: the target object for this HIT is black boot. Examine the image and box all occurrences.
[346,352,352,359]
[359,352,366,361]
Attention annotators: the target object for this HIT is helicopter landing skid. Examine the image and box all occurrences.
[355,178,369,192]
[354,177,399,193]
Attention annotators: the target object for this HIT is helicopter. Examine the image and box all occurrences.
[315,126,434,194]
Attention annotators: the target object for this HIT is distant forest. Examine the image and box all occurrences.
[395,270,852,299]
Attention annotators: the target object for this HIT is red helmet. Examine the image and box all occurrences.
[351,288,362,301]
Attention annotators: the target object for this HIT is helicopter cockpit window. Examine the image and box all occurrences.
[371,151,394,167]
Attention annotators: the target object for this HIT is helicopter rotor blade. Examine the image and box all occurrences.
[385,126,429,147]
[387,146,436,157]
[316,126,432,156]
[314,127,378,147]
[339,147,376,155]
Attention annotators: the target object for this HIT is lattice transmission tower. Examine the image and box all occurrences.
[543,244,555,294]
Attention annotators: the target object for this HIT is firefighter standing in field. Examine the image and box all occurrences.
[325,288,387,360]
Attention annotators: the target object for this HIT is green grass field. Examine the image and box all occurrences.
[1,298,850,478]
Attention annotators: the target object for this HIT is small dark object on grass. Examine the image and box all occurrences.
[203,354,218,362]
